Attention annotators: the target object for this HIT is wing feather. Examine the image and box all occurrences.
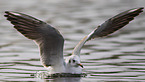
[89,7,144,39]
[73,7,144,56]
[5,11,65,67]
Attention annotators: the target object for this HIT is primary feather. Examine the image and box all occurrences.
[72,7,144,56]
[5,11,65,72]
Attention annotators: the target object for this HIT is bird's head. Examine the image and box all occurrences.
[66,55,83,68]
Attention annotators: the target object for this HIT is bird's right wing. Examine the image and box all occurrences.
[5,11,65,67]
[72,7,144,56]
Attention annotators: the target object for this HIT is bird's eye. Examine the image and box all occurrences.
[69,60,71,63]
[73,60,75,63]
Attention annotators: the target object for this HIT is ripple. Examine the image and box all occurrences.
[1,0,145,81]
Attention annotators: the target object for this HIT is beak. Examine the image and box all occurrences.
[77,63,84,68]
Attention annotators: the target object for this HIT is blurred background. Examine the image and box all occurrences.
[0,0,145,81]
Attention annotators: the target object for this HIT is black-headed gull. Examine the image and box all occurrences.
[4,7,143,75]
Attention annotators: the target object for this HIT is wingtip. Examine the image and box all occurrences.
[5,11,13,14]
[4,11,10,17]
[138,7,144,11]
[140,7,144,9]
[135,7,144,10]
[4,11,21,16]
[4,11,13,17]
[129,7,144,12]
[126,7,144,16]
[5,11,8,13]
[5,11,15,13]
[137,7,144,14]
[137,7,144,11]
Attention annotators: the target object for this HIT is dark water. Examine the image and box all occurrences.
[0,0,145,81]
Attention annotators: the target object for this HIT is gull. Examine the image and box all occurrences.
[4,7,143,74]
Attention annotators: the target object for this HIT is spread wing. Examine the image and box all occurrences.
[72,7,144,56]
[5,11,65,67]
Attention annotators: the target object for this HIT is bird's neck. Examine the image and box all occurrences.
[65,64,82,74]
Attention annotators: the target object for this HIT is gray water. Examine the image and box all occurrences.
[0,0,145,82]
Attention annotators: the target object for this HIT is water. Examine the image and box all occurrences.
[0,0,145,81]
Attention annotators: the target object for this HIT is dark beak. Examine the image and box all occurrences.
[77,63,84,68]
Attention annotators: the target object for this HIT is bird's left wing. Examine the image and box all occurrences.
[5,11,65,68]
[72,7,144,56]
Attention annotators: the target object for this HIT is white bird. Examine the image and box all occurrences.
[4,7,143,75]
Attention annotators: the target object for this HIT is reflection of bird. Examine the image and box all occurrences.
[4,7,143,74]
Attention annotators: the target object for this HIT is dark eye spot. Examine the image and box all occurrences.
[73,60,75,63]
[69,60,71,63]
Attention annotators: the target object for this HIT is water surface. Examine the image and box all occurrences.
[0,0,145,81]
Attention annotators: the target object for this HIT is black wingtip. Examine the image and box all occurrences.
[5,11,9,13]
[136,7,143,9]
[4,11,22,17]
[138,7,144,11]
[5,11,15,14]
[137,7,144,12]
[140,7,144,9]
[4,11,15,18]
[5,11,12,15]
[130,7,144,13]
[4,11,9,17]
